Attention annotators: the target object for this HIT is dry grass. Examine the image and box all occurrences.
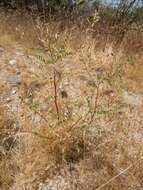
[0,8,143,190]
[0,105,18,190]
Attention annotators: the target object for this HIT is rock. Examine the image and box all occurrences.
[123,91,143,107]
[7,75,21,87]
[6,97,11,102]
[61,90,68,98]
[38,176,69,190]
[11,89,17,95]
[9,59,17,65]
[0,47,4,53]
[16,71,21,75]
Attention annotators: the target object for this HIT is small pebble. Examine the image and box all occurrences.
[6,97,11,102]
[11,89,17,95]
[0,47,4,53]
[9,59,17,65]
[7,75,21,86]
[123,91,143,107]
[16,71,21,75]
[61,90,68,98]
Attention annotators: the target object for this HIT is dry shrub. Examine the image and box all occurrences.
[12,105,143,189]
[0,8,143,190]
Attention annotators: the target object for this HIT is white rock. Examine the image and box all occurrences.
[9,59,17,65]
[0,47,4,53]
[6,97,11,102]
[11,89,17,95]
[38,176,69,190]
[123,91,143,107]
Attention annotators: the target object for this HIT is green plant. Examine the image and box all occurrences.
[26,99,39,113]
[35,47,70,65]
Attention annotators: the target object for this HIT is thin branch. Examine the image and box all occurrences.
[53,68,60,120]
[96,155,143,190]
[90,83,100,124]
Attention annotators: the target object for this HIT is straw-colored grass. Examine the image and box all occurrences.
[0,8,143,190]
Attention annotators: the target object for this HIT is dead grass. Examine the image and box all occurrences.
[0,106,18,190]
[0,8,143,190]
